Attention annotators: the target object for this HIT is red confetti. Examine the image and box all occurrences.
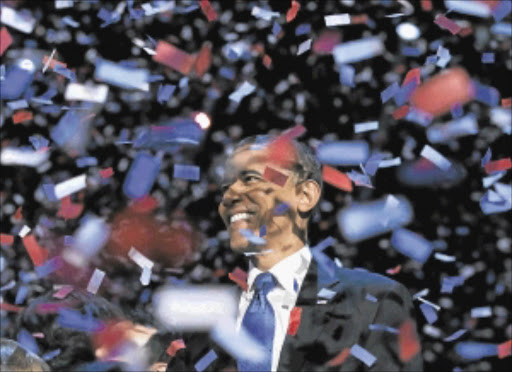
[322,166,353,192]
[485,158,512,174]
[410,68,473,117]
[458,26,473,37]
[42,55,67,70]
[434,14,462,35]
[228,267,248,291]
[263,166,289,187]
[13,206,23,220]
[167,339,186,357]
[262,54,272,69]
[386,265,402,275]
[393,105,410,119]
[199,0,218,22]
[502,98,512,107]
[420,0,432,11]
[12,110,33,124]
[0,27,13,56]
[0,303,24,312]
[35,302,67,314]
[57,196,84,220]
[286,0,300,22]
[0,233,14,246]
[498,340,512,359]
[287,306,302,336]
[53,285,74,299]
[350,14,369,25]
[129,196,159,214]
[402,68,421,87]
[153,41,196,75]
[99,167,114,178]
[32,332,45,338]
[22,235,48,267]
[399,319,421,362]
[326,348,351,367]
[194,42,212,78]
[313,30,341,55]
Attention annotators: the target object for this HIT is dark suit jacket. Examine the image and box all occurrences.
[166,257,423,371]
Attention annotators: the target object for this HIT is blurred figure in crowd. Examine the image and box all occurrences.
[0,338,50,372]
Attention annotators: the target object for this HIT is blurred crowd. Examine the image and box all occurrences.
[1,0,511,371]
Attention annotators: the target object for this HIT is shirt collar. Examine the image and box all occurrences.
[247,245,312,294]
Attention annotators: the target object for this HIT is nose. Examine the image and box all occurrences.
[221,181,244,208]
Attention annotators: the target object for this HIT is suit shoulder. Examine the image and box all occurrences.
[337,267,403,294]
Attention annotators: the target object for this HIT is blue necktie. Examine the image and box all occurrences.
[238,272,277,372]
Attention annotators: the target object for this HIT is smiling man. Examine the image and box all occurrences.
[166,134,423,372]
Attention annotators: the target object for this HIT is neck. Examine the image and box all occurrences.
[249,236,305,271]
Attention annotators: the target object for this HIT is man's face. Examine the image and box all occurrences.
[218,145,301,252]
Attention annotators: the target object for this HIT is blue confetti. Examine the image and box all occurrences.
[272,22,282,36]
[419,303,438,324]
[363,153,385,176]
[311,236,335,253]
[218,67,235,80]
[402,46,422,57]
[451,103,463,118]
[76,157,98,168]
[54,64,76,82]
[42,349,61,361]
[42,184,58,202]
[481,148,492,167]
[173,164,200,181]
[57,308,104,332]
[394,80,418,106]
[339,64,355,87]
[482,52,495,64]
[95,59,149,91]
[238,229,266,245]
[443,329,467,342]
[296,23,311,36]
[473,81,500,106]
[17,329,39,355]
[35,256,63,278]
[369,324,399,334]
[273,202,290,215]
[316,140,369,166]
[381,82,400,103]
[455,342,498,360]
[50,109,82,146]
[15,285,29,305]
[157,84,176,104]
[28,135,49,151]
[194,349,217,372]
[123,152,161,199]
[492,0,512,22]
[391,228,433,263]
[259,225,267,237]
[350,344,376,367]
[424,54,438,65]
[491,22,512,36]
[7,99,29,110]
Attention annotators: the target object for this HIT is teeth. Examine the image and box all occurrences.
[230,213,251,224]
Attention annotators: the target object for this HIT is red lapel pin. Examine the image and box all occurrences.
[287,306,302,336]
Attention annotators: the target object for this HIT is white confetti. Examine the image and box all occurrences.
[1,6,36,34]
[325,14,351,27]
[228,81,256,103]
[420,145,452,170]
[297,39,312,56]
[128,247,154,269]
[86,268,105,294]
[354,121,379,133]
[471,306,492,318]
[54,174,87,199]
[64,83,109,103]
[18,225,31,238]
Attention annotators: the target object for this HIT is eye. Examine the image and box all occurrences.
[220,184,230,193]
[243,175,260,183]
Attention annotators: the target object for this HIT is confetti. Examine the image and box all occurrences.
[350,344,376,367]
[273,202,290,215]
[64,83,109,103]
[365,293,378,303]
[386,265,402,275]
[333,37,384,64]
[22,235,48,266]
[123,153,161,199]
[12,110,33,124]
[434,253,456,262]
[471,306,492,318]
[484,158,512,174]
[95,59,149,91]
[369,324,399,334]
[251,6,280,21]
[199,0,217,22]
[262,166,288,187]
[287,306,302,336]
[498,340,512,359]
[86,268,106,294]
[42,349,62,361]
[354,121,379,133]
[322,165,353,192]
[325,14,351,27]
[434,14,462,35]
[339,64,355,87]
[0,27,13,56]
[57,308,104,332]
[492,0,512,22]
[399,319,421,361]
[17,329,39,355]
[381,82,400,103]
[297,38,312,55]
[0,303,24,312]
[502,97,512,107]
[378,157,402,168]
[455,342,498,360]
[228,81,256,103]
[420,145,452,171]
[173,164,200,181]
[53,285,74,299]
[0,234,15,246]
[0,6,36,34]
[444,329,468,342]
[286,0,301,22]
[391,228,433,263]
[53,174,87,200]
[316,140,369,166]
[420,303,438,324]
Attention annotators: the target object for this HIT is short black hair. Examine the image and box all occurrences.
[232,134,323,193]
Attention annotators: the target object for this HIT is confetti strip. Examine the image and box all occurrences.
[399,319,421,362]
[167,339,186,357]
[333,37,384,64]
[12,110,33,124]
[471,306,492,318]
[484,158,512,174]
[53,285,74,299]
[350,344,376,367]
[199,0,217,22]
[297,38,312,55]
[317,141,369,166]
[286,0,301,22]
[498,340,512,359]
[99,167,114,178]
[325,14,351,27]
[0,234,14,246]
[35,256,63,278]
[420,145,452,171]
[64,83,109,103]
[326,348,351,366]
[228,81,256,103]
[22,235,48,266]
[285,306,302,336]
[443,329,467,342]
[322,166,353,192]
[391,228,433,263]
[128,247,155,269]
[354,121,379,133]
[0,6,36,33]
[86,268,106,294]
[54,174,87,199]
[0,27,13,56]
[173,164,201,181]
[434,14,462,35]
[228,267,248,291]
[263,166,288,187]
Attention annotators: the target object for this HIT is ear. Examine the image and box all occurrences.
[296,180,321,214]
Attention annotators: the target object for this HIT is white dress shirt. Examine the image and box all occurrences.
[236,246,312,371]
